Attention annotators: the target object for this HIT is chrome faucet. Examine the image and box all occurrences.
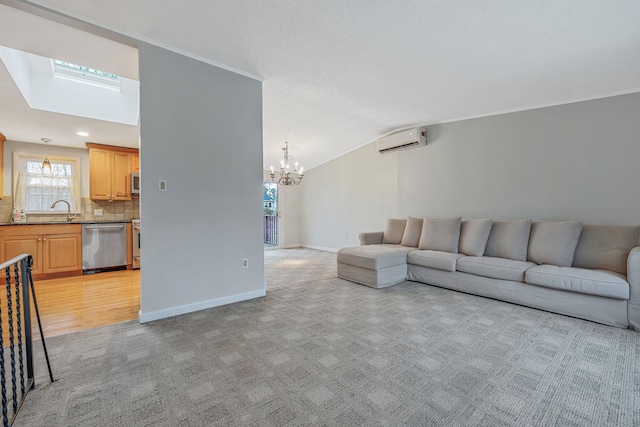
[51,200,78,222]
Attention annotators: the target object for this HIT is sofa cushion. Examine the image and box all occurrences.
[407,250,465,272]
[418,217,462,252]
[527,221,582,267]
[382,218,407,244]
[525,265,629,300]
[572,224,640,276]
[401,217,424,247]
[484,220,532,261]
[337,245,413,270]
[459,219,493,256]
[457,256,536,282]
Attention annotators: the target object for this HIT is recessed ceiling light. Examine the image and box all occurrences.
[77,131,89,137]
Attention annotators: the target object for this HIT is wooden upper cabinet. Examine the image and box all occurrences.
[89,148,112,199]
[111,151,132,200]
[0,132,5,199]
[87,143,137,201]
[131,153,140,173]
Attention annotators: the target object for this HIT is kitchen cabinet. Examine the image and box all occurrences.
[0,224,82,279]
[87,143,138,201]
[0,132,5,199]
[131,153,140,173]
[0,235,41,275]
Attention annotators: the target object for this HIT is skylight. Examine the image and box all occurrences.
[51,59,121,91]
[1,45,139,125]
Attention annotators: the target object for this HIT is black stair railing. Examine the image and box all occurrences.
[0,254,54,427]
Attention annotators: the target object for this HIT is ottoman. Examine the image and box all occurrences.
[337,244,413,288]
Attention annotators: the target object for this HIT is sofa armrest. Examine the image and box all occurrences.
[359,232,384,246]
[627,246,640,330]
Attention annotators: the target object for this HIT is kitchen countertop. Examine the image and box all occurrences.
[0,220,133,226]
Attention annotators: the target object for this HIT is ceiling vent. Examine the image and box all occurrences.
[376,127,427,153]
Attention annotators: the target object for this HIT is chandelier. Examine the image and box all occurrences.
[270,142,304,185]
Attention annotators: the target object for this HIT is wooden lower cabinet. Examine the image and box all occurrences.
[42,233,82,274]
[0,224,82,279]
[0,235,43,275]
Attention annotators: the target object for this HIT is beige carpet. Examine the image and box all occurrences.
[14,248,640,426]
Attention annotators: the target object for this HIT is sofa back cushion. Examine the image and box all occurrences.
[459,219,493,256]
[418,217,462,253]
[572,224,640,276]
[401,217,424,247]
[527,221,583,267]
[382,218,407,244]
[484,220,532,261]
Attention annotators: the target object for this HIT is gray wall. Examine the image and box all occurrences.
[301,92,640,250]
[138,43,264,321]
[301,141,398,250]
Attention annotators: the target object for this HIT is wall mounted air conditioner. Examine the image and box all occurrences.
[376,127,427,153]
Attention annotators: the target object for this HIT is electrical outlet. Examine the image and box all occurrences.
[242,258,249,269]
[94,209,104,216]
[159,180,167,191]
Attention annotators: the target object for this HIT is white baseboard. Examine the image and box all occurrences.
[139,288,266,323]
[284,244,301,249]
[301,244,339,253]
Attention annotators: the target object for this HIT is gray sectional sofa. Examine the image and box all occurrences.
[337,217,640,330]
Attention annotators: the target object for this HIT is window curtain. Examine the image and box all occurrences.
[13,153,81,213]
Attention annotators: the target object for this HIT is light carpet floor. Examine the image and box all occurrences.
[14,248,640,426]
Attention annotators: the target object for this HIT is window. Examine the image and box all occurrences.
[51,59,121,91]
[13,153,81,214]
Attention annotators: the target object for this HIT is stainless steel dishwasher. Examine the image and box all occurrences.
[82,223,127,273]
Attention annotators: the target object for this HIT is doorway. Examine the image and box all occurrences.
[263,182,279,248]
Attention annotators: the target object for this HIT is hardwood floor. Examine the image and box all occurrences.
[1,269,140,342]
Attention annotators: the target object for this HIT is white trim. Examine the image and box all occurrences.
[301,244,339,253]
[138,288,266,323]
[284,244,301,249]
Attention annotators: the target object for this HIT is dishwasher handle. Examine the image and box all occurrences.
[84,225,126,230]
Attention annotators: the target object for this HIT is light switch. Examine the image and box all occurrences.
[159,180,167,191]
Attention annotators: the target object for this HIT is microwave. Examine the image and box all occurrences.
[131,172,140,194]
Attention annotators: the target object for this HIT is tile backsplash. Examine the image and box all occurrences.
[0,196,140,224]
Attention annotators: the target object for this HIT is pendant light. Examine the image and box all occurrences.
[41,138,52,169]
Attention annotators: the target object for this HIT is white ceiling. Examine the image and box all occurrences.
[0,3,139,149]
[2,1,640,170]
